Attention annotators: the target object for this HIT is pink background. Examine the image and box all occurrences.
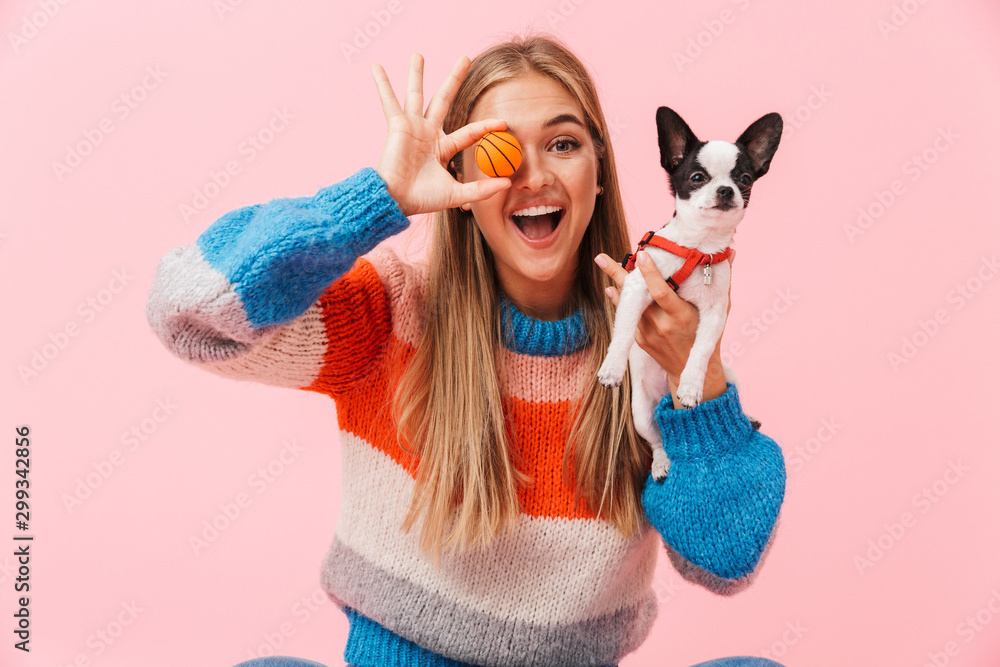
[3,0,1000,665]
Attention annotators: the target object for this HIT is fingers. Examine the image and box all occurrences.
[457,176,511,205]
[403,52,424,117]
[593,253,628,291]
[634,251,685,314]
[425,55,471,128]
[371,63,403,121]
[371,52,431,121]
[604,284,620,307]
[441,118,508,163]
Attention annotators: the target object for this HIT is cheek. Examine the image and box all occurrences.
[563,167,598,215]
[470,199,509,248]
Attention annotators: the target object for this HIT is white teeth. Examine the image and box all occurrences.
[511,205,563,217]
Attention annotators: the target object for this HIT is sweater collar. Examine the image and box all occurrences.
[498,293,589,357]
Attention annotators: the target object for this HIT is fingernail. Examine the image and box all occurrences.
[637,250,649,265]
[594,255,607,268]
[605,286,615,298]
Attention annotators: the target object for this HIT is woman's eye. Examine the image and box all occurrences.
[690,172,705,183]
[552,137,581,153]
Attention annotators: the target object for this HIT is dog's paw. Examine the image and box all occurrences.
[651,447,671,482]
[597,358,626,388]
[675,380,702,409]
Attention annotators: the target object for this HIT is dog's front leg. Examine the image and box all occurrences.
[674,301,729,408]
[597,271,653,387]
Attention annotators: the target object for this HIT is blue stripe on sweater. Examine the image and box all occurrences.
[343,608,619,667]
[498,293,588,357]
[642,382,786,580]
[195,167,410,329]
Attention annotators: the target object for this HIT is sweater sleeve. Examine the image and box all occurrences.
[641,381,786,596]
[144,167,410,395]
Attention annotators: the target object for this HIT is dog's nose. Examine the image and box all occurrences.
[717,186,734,199]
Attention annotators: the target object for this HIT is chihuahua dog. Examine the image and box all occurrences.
[597,106,782,481]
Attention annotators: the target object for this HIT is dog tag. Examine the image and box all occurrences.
[703,264,712,285]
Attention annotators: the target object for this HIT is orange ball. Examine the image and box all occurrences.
[475,131,522,178]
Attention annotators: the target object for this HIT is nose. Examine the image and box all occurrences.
[512,148,554,191]
[717,186,734,199]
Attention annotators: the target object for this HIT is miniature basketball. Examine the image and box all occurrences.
[475,131,522,178]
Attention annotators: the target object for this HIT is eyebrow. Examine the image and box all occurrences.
[505,113,586,136]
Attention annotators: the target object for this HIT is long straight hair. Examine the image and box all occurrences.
[391,33,651,567]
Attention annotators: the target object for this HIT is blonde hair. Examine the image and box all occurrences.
[391,32,650,566]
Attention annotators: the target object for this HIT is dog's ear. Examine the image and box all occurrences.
[735,113,783,179]
[656,107,699,174]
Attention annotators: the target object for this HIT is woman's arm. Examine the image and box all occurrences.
[641,382,786,595]
[145,167,409,394]
[594,249,785,594]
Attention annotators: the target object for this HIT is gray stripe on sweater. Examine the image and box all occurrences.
[320,537,658,667]
[145,244,274,362]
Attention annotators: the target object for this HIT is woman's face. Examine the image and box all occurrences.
[457,71,600,317]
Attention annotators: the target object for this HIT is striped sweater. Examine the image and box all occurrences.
[145,167,786,667]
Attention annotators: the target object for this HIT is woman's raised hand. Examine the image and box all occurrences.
[372,53,512,217]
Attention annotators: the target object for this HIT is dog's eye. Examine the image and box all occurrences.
[690,172,705,183]
[738,174,752,186]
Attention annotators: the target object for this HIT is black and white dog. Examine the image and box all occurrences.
[597,106,782,481]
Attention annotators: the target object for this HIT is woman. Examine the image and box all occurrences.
[146,34,786,667]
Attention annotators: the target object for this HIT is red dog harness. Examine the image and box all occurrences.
[621,230,732,291]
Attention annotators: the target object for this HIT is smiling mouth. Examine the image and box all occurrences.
[510,209,565,240]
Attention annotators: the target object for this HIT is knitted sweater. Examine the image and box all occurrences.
[145,167,786,667]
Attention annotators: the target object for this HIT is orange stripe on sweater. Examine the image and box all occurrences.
[304,258,395,398]
[505,395,597,520]
[323,337,421,478]
[312,327,595,521]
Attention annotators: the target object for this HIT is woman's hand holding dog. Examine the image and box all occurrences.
[594,249,735,407]
[371,53,511,217]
